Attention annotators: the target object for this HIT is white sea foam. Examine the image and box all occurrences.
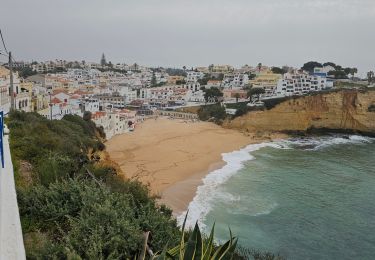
[349,135,374,143]
[177,142,275,229]
[278,134,374,151]
[227,196,278,217]
[177,134,374,229]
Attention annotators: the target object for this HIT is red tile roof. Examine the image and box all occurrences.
[52,89,68,95]
[51,97,62,104]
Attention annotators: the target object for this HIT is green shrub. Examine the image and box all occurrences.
[18,179,181,259]
[198,104,226,123]
[7,111,101,184]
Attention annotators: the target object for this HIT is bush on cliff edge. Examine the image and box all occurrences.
[8,111,180,259]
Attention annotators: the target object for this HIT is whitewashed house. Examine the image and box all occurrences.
[91,110,134,139]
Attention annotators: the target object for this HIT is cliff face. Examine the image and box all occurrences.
[225,90,375,135]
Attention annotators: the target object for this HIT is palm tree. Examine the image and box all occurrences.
[133,63,138,71]
[234,93,240,103]
[257,63,262,73]
[350,68,357,80]
[367,71,374,84]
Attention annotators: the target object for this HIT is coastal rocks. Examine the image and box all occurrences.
[225,90,375,136]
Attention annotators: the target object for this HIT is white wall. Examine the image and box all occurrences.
[0,134,26,260]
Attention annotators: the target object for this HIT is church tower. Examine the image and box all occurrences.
[100,53,107,66]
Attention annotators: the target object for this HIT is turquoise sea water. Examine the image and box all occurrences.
[181,135,375,259]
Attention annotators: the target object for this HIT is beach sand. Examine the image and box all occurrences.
[106,117,285,214]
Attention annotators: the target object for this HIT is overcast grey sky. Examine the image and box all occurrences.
[1,0,374,75]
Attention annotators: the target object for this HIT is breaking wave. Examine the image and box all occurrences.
[177,135,374,229]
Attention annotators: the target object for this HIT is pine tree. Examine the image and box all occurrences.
[151,72,157,87]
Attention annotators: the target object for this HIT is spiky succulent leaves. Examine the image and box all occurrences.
[155,244,170,260]
[202,223,215,260]
[220,238,238,260]
[222,228,238,260]
[211,240,231,260]
[167,245,179,257]
[183,222,203,260]
[179,212,189,259]
[214,228,238,260]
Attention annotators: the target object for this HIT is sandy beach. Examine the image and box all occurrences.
[106,117,285,214]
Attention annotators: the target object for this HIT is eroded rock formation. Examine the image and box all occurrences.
[225,90,375,135]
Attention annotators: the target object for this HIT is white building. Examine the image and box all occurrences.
[38,103,74,120]
[94,94,126,109]
[313,65,335,74]
[113,85,137,104]
[185,90,205,102]
[91,110,135,139]
[0,66,31,113]
[184,82,201,92]
[83,97,100,113]
[222,73,248,89]
[139,88,151,99]
[0,77,10,114]
[186,71,204,83]
[275,71,334,97]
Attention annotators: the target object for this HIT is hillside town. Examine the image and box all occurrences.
[0,56,373,138]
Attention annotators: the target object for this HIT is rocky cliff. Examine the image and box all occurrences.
[225,90,375,136]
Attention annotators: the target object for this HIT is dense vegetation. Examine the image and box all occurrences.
[271,67,287,75]
[8,111,181,259]
[225,102,261,118]
[197,104,226,123]
[301,61,357,79]
[203,87,224,103]
[333,81,369,90]
[165,67,187,77]
[13,67,38,78]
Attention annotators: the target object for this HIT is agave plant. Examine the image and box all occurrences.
[139,213,238,260]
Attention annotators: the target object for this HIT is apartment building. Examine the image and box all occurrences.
[94,94,126,109]
[184,82,201,92]
[275,71,333,96]
[250,71,282,96]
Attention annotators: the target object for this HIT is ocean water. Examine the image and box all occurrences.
[179,135,375,260]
